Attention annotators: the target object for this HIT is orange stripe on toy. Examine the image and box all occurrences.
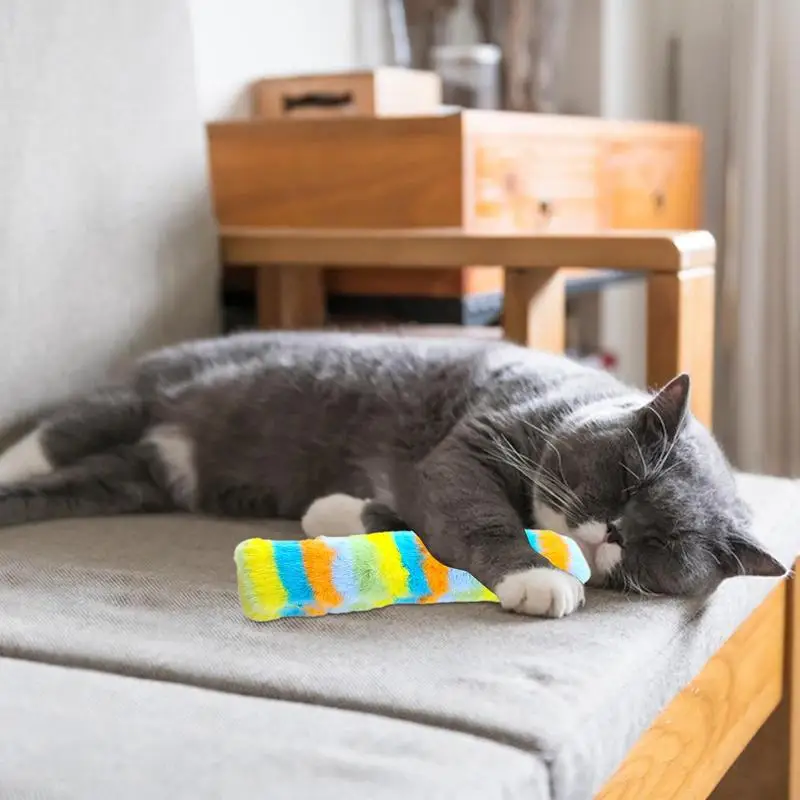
[536,530,571,572]
[419,540,450,604]
[301,538,342,611]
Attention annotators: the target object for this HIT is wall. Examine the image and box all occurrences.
[188,0,362,120]
[659,0,730,251]
[561,0,728,390]
[596,0,660,387]
[0,0,219,432]
[556,1,603,117]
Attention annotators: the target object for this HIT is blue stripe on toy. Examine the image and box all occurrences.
[565,536,592,584]
[524,529,540,551]
[441,566,483,602]
[326,536,359,608]
[273,540,314,612]
[394,531,430,602]
[277,605,304,618]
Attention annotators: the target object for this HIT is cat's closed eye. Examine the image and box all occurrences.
[620,482,645,503]
[642,532,682,551]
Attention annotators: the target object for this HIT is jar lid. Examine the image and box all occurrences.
[432,44,502,66]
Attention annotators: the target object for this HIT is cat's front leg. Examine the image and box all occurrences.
[394,437,585,618]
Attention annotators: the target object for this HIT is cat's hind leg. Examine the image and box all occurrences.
[0,387,148,485]
[0,444,173,529]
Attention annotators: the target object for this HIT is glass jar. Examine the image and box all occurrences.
[431,43,502,110]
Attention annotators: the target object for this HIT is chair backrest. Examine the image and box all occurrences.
[0,0,219,431]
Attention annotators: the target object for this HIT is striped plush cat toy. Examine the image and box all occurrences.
[234,529,590,622]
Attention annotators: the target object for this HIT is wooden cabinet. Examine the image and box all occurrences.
[600,129,702,230]
[208,111,702,312]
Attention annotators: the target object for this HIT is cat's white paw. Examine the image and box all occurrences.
[495,567,585,618]
[301,494,367,538]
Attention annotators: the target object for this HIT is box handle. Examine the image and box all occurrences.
[282,91,355,112]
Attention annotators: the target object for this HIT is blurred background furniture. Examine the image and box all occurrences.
[252,67,441,119]
[219,226,715,424]
[210,106,701,343]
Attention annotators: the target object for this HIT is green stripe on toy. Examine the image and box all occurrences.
[234,529,590,622]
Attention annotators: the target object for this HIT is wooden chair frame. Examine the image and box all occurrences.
[220,225,795,798]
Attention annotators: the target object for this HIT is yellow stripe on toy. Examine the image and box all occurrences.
[234,529,591,622]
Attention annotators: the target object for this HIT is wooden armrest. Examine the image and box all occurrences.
[219,226,716,272]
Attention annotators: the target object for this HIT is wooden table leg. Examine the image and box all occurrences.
[647,266,715,428]
[503,268,566,353]
[255,265,326,330]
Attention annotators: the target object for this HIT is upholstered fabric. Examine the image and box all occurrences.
[0,657,549,800]
[0,0,219,432]
[0,474,797,799]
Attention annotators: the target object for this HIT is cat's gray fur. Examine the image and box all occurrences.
[0,332,784,597]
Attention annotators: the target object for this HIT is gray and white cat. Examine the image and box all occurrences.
[0,331,784,617]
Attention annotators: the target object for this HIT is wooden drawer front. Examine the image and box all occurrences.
[602,135,702,229]
[208,117,463,228]
[468,135,600,233]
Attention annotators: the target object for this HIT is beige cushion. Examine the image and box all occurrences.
[0,657,548,799]
[0,474,798,798]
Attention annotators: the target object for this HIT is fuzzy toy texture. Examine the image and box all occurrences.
[235,529,591,621]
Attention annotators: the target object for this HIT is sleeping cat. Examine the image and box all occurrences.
[0,331,784,617]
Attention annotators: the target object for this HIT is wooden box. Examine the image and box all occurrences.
[252,68,442,120]
[208,111,702,314]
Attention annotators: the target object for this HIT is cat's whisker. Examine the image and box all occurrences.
[489,432,586,517]
[624,572,657,597]
[619,461,641,483]
[532,467,583,514]
[537,462,584,510]
[649,406,682,477]
[486,437,543,490]
[531,477,576,513]
[620,572,638,599]
[625,427,650,482]
[521,420,557,442]
[542,439,571,493]
[485,450,536,483]
[655,462,681,480]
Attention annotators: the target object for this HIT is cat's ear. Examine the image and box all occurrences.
[721,536,787,578]
[635,373,691,445]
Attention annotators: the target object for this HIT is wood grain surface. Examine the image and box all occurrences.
[220,227,716,272]
[598,584,786,800]
[647,267,715,427]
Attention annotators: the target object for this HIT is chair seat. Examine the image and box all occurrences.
[1,474,798,799]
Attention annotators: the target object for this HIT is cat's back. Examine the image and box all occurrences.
[138,330,607,411]
[197,331,587,392]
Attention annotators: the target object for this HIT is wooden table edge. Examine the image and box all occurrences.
[219,227,716,273]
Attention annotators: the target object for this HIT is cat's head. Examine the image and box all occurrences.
[533,374,785,596]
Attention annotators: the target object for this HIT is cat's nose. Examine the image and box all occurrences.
[606,522,623,546]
